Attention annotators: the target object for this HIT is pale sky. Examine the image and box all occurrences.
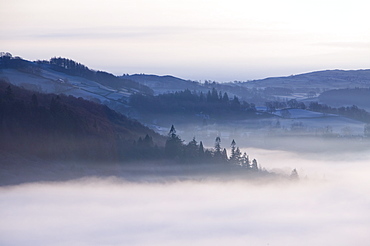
[1,0,370,81]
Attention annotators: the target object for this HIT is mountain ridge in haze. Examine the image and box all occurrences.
[2,53,370,100]
[239,69,370,90]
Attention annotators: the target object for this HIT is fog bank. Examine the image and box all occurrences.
[1,152,370,246]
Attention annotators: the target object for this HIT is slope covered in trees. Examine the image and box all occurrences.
[129,88,258,120]
[0,79,266,172]
[0,80,164,161]
[319,88,370,110]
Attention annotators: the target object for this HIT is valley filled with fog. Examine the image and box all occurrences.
[2,0,370,242]
[1,56,370,245]
[1,142,370,246]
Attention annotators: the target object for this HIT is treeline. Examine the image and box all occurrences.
[0,80,164,161]
[38,57,153,94]
[0,52,31,69]
[0,80,260,171]
[308,102,370,123]
[0,53,153,95]
[319,88,370,109]
[264,98,370,123]
[265,99,306,112]
[128,125,260,170]
[129,88,257,118]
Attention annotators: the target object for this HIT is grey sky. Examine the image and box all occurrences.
[1,0,369,81]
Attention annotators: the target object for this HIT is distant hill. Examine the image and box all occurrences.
[0,80,165,161]
[319,88,370,111]
[4,53,369,106]
[0,54,153,115]
[125,74,260,103]
[2,53,369,135]
[125,69,370,106]
[124,74,205,94]
[240,69,370,92]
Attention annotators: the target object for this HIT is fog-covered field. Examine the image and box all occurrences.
[1,147,370,246]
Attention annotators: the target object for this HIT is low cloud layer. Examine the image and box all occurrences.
[1,148,370,246]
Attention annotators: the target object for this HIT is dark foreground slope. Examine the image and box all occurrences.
[0,80,165,161]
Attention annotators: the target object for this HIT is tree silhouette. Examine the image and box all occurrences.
[290,169,299,180]
[230,139,236,163]
[165,125,183,159]
[251,159,258,170]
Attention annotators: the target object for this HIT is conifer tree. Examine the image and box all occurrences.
[290,169,299,180]
[199,141,205,156]
[213,136,223,161]
[185,137,199,161]
[143,134,153,147]
[251,159,258,170]
[222,148,228,162]
[165,125,183,159]
[234,147,242,165]
[214,136,221,154]
[222,92,229,102]
[230,139,236,163]
[211,88,219,102]
[241,152,250,168]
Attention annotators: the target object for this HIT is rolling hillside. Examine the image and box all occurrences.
[239,69,370,91]
[0,54,153,115]
[0,80,165,161]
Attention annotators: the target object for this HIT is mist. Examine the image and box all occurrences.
[1,146,370,246]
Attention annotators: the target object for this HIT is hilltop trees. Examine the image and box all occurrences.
[0,79,262,172]
[159,126,260,171]
[129,88,257,119]
[228,139,257,169]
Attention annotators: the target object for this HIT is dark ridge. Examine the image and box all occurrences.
[0,80,165,162]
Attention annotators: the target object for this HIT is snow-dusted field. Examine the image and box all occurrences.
[0,68,127,104]
[267,109,365,136]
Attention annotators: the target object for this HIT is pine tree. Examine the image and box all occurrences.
[199,92,205,102]
[165,125,183,159]
[222,92,229,102]
[199,141,205,156]
[222,148,228,162]
[211,88,219,102]
[143,134,154,147]
[185,137,199,161]
[290,169,299,180]
[234,147,242,165]
[213,136,223,161]
[232,96,240,106]
[230,139,236,163]
[214,136,221,154]
[229,140,242,165]
[206,91,212,102]
[251,159,258,170]
[241,152,250,168]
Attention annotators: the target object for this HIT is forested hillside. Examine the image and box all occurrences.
[0,80,164,161]
[129,88,258,120]
[319,88,370,110]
